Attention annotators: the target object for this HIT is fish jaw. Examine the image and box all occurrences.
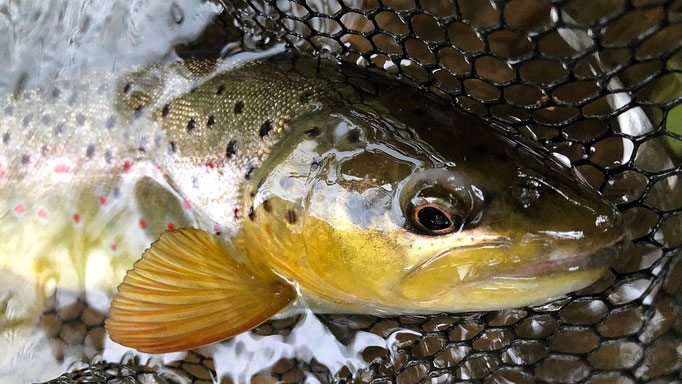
[391,232,626,312]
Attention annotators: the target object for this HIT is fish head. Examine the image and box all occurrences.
[384,146,625,311]
[286,90,625,313]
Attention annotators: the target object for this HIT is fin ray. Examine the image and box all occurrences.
[106,228,296,353]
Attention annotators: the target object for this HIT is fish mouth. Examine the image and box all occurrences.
[500,234,627,279]
[404,236,514,280]
[402,233,627,285]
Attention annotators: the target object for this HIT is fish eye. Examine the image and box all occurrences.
[413,203,461,235]
[399,169,486,236]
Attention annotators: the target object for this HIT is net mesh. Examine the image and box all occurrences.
[45,0,681,383]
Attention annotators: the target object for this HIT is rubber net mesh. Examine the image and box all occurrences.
[46,0,681,383]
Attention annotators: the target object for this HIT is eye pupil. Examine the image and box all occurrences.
[417,206,453,231]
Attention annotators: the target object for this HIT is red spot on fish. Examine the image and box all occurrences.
[14,204,25,214]
[123,161,132,173]
[53,164,71,173]
[206,160,215,169]
[99,195,108,205]
[110,244,117,251]
[183,198,191,209]
[167,223,176,230]
[37,209,48,219]
[73,213,81,223]
[138,219,147,229]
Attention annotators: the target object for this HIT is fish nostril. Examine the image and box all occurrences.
[511,179,542,209]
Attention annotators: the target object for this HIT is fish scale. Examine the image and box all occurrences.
[149,61,327,226]
[0,54,325,382]
[0,57,326,252]
[0,56,317,319]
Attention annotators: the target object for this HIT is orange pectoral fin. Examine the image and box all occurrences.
[105,228,296,353]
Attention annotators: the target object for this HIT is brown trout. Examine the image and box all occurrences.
[0,53,624,355]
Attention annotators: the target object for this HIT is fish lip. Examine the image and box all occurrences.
[500,233,628,279]
[401,233,627,285]
[403,236,513,280]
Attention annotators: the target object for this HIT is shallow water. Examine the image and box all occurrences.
[0,0,222,94]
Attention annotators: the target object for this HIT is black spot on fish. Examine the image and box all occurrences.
[21,154,30,165]
[304,127,320,137]
[76,114,86,126]
[249,191,255,198]
[189,86,198,94]
[207,115,215,128]
[41,145,49,156]
[234,101,244,114]
[3,106,13,116]
[186,119,195,134]
[161,104,170,117]
[169,141,177,154]
[41,115,52,125]
[113,187,121,198]
[262,199,272,212]
[86,144,95,158]
[51,88,61,98]
[133,106,143,118]
[347,130,361,143]
[2,133,8,144]
[68,93,78,106]
[233,207,241,221]
[299,90,313,103]
[22,113,33,127]
[216,85,225,95]
[123,83,132,94]
[245,164,254,180]
[225,140,237,159]
[248,206,255,221]
[105,116,116,130]
[258,121,272,138]
[286,210,298,225]
[54,123,65,136]
[105,150,113,164]
[311,157,323,171]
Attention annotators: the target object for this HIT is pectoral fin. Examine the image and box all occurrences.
[105,228,296,353]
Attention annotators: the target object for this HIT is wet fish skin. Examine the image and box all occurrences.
[233,59,625,313]
[115,54,624,314]
[0,54,624,354]
[0,56,324,295]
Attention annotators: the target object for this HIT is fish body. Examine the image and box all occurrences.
[0,53,625,353]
